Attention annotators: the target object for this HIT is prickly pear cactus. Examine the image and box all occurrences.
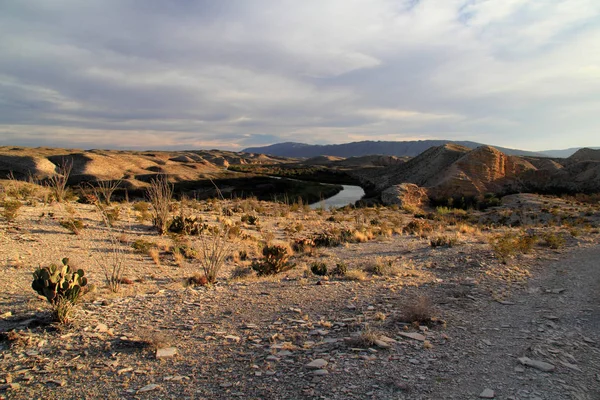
[32,258,88,304]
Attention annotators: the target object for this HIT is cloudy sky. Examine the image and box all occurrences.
[1,0,599,151]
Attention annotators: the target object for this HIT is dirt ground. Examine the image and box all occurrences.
[0,193,599,399]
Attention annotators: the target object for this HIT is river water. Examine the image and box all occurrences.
[309,184,365,209]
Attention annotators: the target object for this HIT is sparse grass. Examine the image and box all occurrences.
[491,231,537,263]
[364,256,400,276]
[59,218,84,234]
[398,295,435,324]
[148,248,161,266]
[343,269,367,281]
[430,234,458,248]
[541,232,566,249]
[403,219,434,237]
[1,199,22,222]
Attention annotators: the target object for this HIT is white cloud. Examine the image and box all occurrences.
[0,0,599,151]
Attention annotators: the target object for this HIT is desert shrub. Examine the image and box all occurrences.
[31,258,87,324]
[310,262,328,276]
[59,218,84,234]
[230,265,254,280]
[198,225,235,284]
[364,257,399,276]
[93,180,121,205]
[331,262,348,277]
[1,199,22,222]
[403,219,434,237]
[241,214,259,225]
[147,174,173,235]
[133,201,152,223]
[313,229,353,247]
[132,239,156,253]
[168,215,206,235]
[343,269,366,281]
[252,244,294,276]
[292,238,315,253]
[430,235,457,248]
[186,272,208,287]
[47,159,72,203]
[491,231,536,263]
[541,232,566,249]
[398,295,435,324]
[103,206,120,227]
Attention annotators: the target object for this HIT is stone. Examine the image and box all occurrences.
[224,335,241,342]
[398,332,426,341]
[518,357,555,372]
[156,347,178,359]
[374,340,391,349]
[94,323,109,333]
[306,359,328,369]
[138,384,160,393]
[312,369,329,376]
[479,388,495,398]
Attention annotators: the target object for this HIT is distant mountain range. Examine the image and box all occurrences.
[243,140,597,159]
[540,147,600,158]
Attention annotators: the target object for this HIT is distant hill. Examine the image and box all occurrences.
[243,140,544,158]
[540,147,600,158]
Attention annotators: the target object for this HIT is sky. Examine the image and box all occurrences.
[0,0,599,152]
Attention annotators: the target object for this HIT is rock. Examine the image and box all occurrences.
[306,359,328,369]
[518,357,555,372]
[138,384,160,393]
[224,335,241,342]
[381,183,429,208]
[156,347,178,359]
[94,323,109,333]
[479,388,495,398]
[398,332,426,341]
[312,369,329,376]
[374,340,391,349]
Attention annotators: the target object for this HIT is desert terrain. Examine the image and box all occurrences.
[0,146,599,399]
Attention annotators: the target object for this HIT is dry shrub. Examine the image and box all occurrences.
[352,230,373,243]
[343,269,367,281]
[173,248,185,266]
[398,295,435,324]
[364,256,399,276]
[2,199,22,222]
[148,248,161,266]
[430,234,458,248]
[457,223,479,235]
[230,265,255,280]
[345,325,380,348]
[198,224,235,283]
[147,174,173,235]
[403,219,434,237]
[186,272,208,287]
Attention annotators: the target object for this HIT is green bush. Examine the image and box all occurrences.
[32,258,88,324]
[59,218,84,234]
[542,232,565,249]
[2,199,22,222]
[310,262,328,276]
[251,244,294,276]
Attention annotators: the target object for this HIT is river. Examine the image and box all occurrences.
[309,184,365,209]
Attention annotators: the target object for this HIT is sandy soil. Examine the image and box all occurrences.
[0,192,599,399]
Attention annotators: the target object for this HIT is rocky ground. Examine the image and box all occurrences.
[0,189,599,399]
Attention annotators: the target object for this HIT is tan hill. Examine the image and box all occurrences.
[567,148,600,162]
[299,155,345,166]
[0,146,289,190]
[357,145,600,205]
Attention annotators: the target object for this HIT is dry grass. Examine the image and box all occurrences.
[343,269,367,281]
[147,174,173,235]
[148,248,161,266]
[398,295,435,324]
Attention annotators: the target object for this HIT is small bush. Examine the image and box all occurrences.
[292,238,315,253]
[403,219,434,237]
[430,235,457,248]
[230,265,254,280]
[398,295,435,324]
[133,201,152,223]
[168,215,206,235]
[251,244,294,276]
[542,232,565,249]
[186,273,208,287]
[2,199,22,222]
[59,218,84,235]
[132,239,156,253]
[331,262,348,277]
[364,257,399,276]
[310,262,328,276]
[343,269,366,281]
[491,231,536,263]
[241,214,259,225]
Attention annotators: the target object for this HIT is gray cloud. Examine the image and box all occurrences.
[1,0,599,151]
